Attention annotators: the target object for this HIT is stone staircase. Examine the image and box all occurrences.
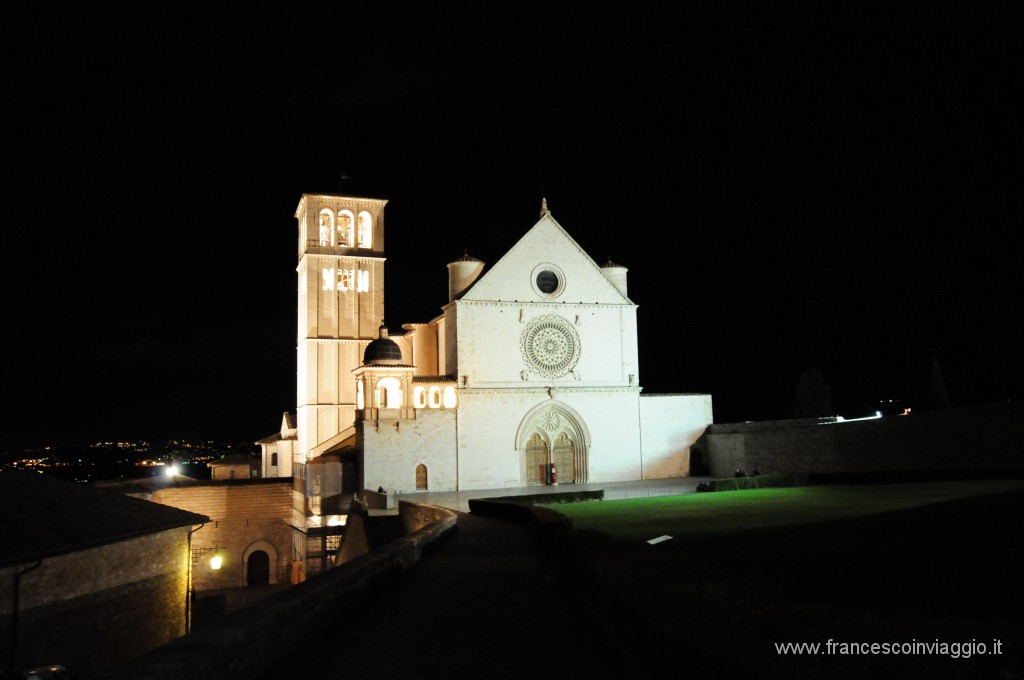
[365,513,406,549]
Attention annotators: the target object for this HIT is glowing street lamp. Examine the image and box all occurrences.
[210,555,223,570]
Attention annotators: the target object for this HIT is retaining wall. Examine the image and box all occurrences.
[90,502,456,680]
[700,401,1024,478]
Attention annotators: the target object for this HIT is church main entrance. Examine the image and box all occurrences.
[518,402,590,485]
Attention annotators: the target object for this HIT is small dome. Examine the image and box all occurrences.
[450,250,482,264]
[363,325,404,365]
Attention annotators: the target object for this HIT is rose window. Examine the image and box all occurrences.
[541,412,561,431]
[521,315,580,379]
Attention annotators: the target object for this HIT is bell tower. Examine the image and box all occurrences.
[294,194,388,463]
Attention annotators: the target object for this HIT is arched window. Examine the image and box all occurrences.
[443,386,457,408]
[270,452,278,467]
[318,210,334,246]
[413,386,426,408]
[377,377,402,408]
[416,464,428,490]
[428,387,441,408]
[337,210,354,246]
[356,380,364,409]
[357,211,372,248]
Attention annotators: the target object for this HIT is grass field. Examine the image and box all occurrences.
[550,480,1024,680]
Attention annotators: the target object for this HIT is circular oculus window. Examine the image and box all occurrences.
[531,264,565,297]
[521,315,580,378]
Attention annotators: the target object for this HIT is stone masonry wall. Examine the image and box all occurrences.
[90,503,457,680]
[148,481,293,591]
[1,527,191,676]
[702,401,1024,477]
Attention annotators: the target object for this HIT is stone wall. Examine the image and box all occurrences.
[398,500,454,533]
[336,500,447,566]
[147,480,293,591]
[359,407,458,493]
[701,402,1024,477]
[1,527,191,676]
[90,503,456,680]
[335,498,370,565]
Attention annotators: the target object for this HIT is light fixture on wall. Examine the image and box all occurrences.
[210,555,223,570]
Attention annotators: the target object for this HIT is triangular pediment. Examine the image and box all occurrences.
[460,213,632,305]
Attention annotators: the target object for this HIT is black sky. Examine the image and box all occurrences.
[3,4,1020,450]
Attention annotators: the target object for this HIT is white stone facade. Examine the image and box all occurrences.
[257,412,298,478]
[261,194,713,497]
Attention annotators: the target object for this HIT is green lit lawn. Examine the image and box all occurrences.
[548,479,1024,679]
[554,479,1024,541]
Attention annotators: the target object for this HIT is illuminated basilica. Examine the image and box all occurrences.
[257,193,712,568]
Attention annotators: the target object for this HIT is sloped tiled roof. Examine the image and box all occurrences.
[208,453,258,467]
[0,472,210,566]
[94,473,204,495]
[256,432,284,444]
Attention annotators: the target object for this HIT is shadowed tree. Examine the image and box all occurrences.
[789,366,834,419]
[928,355,952,410]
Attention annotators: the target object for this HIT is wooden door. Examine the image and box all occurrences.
[525,433,548,485]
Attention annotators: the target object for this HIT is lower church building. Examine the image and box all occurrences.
[258,192,713,576]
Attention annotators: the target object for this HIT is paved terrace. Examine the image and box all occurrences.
[392,476,706,512]
[253,477,708,680]
[96,478,707,680]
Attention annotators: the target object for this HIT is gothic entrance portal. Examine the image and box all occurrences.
[517,402,590,485]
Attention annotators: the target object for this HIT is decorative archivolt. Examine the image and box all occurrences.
[514,400,591,450]
[518,400,590,485]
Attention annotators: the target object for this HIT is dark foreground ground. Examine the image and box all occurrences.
[258,511,654,680]
[562,484,1024,680]
[259,483,1022,680]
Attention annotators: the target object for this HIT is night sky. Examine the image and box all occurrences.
[4,4,1020,450]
